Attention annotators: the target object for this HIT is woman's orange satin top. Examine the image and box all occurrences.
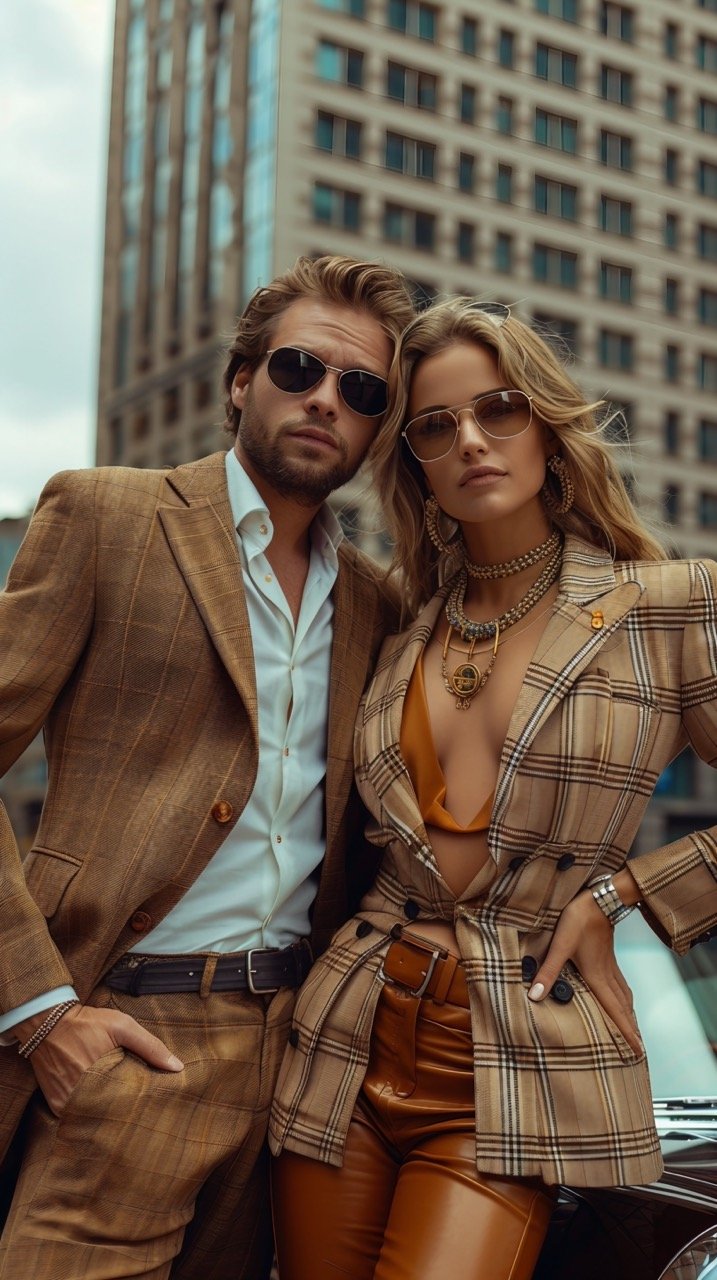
[400,654,493,833]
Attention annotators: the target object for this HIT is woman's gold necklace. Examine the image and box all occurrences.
[442,539,563,710]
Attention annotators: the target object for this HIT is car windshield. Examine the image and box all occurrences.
[615,912,717,1097]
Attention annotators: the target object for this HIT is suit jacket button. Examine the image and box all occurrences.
[509,856,527,871]
[356,921,373,938]
[212,800,234,823]
[404,899,420,920]
[556,853,576,871]
[521,955,538,983]
[550,979,574,1003]
[130,910,152,933]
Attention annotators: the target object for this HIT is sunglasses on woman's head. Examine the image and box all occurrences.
[264,347,389,417]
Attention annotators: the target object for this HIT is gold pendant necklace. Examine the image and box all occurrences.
[441,623,500,710]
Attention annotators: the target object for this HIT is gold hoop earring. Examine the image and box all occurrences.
[541,454,575,516]
[424,495,463,556]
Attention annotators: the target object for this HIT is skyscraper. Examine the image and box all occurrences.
[96,0,717,846]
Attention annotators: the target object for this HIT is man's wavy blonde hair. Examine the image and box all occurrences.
[372,298,667,618]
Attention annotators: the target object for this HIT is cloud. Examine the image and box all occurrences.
[0,0,113,517]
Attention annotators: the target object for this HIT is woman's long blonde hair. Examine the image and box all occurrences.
[371,298,667,618]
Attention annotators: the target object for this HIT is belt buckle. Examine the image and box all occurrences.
[378,943,443,999]
[246,947,280,995]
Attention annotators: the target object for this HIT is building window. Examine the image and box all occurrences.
[496,163,513,203]
[699,353,717,390]
[163,387,180,425]
[457,221,475,263]
[532,312,580,355]
[534,175,578,219]
[461,16,478,55]
[385,132,436,179]
[316,40,364,86]
[318,0,365,13]
[600,1,633,41]
[664,212,679,249]
[458,152,475,192]
[383,202,435,250]
[699,417,717,459]
[697,34,717,72]
[498,29,515,68]
[533,243,578,288]
[600,64,632,104]
[699,491,717,527]
[698,160,717,198]
[387,0,437,41]
[698,98,717,134]
[387,61,437,109]
[495,232,513,272]
[600,129,633,169]
[664,410,680,456]
[495,96,513,133]
[663,148,679,186]
[664,277,680,315]
[699,288,717,326]
[698,222,717,260]
[315,111,362,159]
[699,0,717,10]
[665,22,679,60]
[598,329,633,370]
[664,344,680,382]
[459,83,477,123]
[536,43,578,87]
[535,108,577,152]
[664,85,679,121]
[599,194,632,235]
[536,0,578,20]
[313,182,361,230]
[663,484,680,523]
[600,260,632,303]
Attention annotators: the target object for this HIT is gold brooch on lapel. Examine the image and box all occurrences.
[590,610,604,630]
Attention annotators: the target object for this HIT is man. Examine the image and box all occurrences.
[0,254,414,1278]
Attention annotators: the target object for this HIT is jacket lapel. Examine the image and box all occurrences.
[157,453,258,732]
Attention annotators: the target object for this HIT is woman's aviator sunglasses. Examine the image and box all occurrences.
[403,390,534,462]
[264,347,389,418]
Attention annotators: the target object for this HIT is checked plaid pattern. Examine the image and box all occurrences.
[270,537,717,1188]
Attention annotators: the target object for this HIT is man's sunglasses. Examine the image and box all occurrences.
[264,347,388,417]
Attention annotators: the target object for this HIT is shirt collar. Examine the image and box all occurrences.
[224,448,344,563]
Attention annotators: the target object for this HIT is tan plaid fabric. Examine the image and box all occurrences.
[270,537,717,1188]
[0,453,397,1175]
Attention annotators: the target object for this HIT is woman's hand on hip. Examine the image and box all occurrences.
[527,889,643,1056]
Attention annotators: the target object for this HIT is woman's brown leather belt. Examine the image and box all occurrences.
[379,934,470,1007]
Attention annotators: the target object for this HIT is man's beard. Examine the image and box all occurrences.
[238,394,367,507]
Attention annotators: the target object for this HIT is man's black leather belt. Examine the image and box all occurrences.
[104,941,313,997]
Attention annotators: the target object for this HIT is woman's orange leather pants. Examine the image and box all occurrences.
[272,942,555,1280]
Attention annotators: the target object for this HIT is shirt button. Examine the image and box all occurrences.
[276,835,283,844]
[259,523,268,535]
[211,800,234,823]
[129,910,152,933]
[264,574,272,582]
[284,748,290,757]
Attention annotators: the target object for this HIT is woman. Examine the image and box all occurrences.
[268,300,717,1280]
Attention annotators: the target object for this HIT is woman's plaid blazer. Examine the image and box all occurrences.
[270,536,717,1187]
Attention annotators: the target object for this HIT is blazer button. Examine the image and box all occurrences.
[550,979,574,1004]
[212,800,234,823]
[509,856,527,871]
[288,1028,299,1048]
[521,955,538,983]
[129,910,152,934]
[403,899,420,920]
[356,920,373,938]
[556,853,576,871]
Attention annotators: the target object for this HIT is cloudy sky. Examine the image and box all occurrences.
[0,0,114,516]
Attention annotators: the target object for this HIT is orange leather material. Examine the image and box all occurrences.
[272,983,555,1280]
[400,654,493,832]
[381,936,469,1008]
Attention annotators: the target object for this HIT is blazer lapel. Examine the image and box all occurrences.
[492,538,644,827]
[157,453,258,730]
